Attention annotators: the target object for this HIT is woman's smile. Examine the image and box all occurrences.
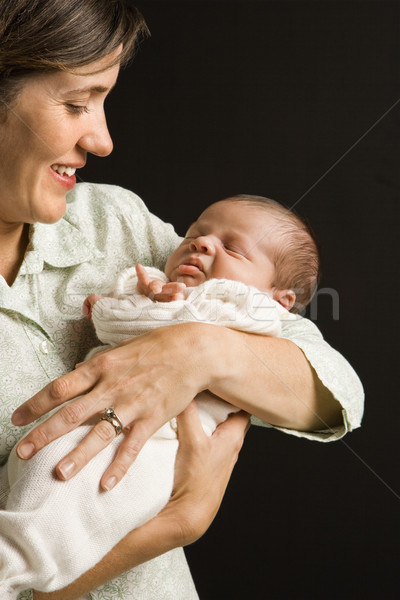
[50,163,85,190]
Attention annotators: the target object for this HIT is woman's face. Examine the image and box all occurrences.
[0,47,121,229]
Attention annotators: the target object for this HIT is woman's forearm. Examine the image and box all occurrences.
[204,326,342,431]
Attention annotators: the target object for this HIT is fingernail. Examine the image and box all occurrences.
[12,411,26,426]
[58,460,76,479]
[17,442,35,459]
[103,476,117,491]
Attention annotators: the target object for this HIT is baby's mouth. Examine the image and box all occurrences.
[177,263,203,275]
[181,257,204,271]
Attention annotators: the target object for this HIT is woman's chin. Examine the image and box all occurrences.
[35,199,67,225]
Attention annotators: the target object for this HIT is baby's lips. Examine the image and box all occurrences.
[177,264,202,275]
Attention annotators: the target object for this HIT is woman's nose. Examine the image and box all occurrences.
[78,110,114,157]
[190,236,216,254]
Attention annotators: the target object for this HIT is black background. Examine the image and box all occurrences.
[83,2,400,598]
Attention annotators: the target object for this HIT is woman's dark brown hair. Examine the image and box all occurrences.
[0,0,148,118]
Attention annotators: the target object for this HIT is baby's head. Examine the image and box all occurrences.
[165,195,320,312]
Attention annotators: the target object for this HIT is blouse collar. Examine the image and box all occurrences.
[20,217,101,275]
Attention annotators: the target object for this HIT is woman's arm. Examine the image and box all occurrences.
[211,326,341,430]
[12,322,342,489]
[32,404,249,600]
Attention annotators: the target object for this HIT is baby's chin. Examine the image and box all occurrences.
[175,273,206,287]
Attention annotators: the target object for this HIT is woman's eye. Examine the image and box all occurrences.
[66,104,89,116]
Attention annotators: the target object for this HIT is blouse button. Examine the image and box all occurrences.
[39,341,49,355]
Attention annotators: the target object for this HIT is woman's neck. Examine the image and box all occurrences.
[0,223,30,286]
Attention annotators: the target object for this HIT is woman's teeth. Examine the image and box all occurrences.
[51,164,76,177]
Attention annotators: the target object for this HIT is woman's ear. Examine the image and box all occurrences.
[273,289,296,311]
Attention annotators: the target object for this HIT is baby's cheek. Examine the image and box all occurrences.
[165,250,184,280]
[163,256,174,280]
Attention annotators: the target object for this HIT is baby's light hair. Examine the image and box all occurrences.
[221,194,321,313]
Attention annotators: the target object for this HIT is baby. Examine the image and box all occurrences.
[0,195,320,597]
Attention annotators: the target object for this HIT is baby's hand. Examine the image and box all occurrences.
[152,281,186,302]
[82,294,105,321]
[136,264,164,298]
[136,264,186,302]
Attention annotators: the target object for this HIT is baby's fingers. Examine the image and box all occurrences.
[136,264,164,298]
[154,282,186,302]
[135,264,150,289]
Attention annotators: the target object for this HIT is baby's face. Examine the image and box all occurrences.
[165,200,279,292]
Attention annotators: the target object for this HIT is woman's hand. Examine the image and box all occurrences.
[31,403,250,600]
[12,323,224,490]
[161,401,250,544]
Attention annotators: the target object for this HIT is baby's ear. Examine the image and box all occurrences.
[273,289,296,311]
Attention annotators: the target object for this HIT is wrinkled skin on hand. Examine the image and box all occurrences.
[13,322,219,490]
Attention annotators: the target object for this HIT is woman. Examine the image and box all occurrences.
[0,1,363,599]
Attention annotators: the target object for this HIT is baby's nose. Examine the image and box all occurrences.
[190,236,216,254]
